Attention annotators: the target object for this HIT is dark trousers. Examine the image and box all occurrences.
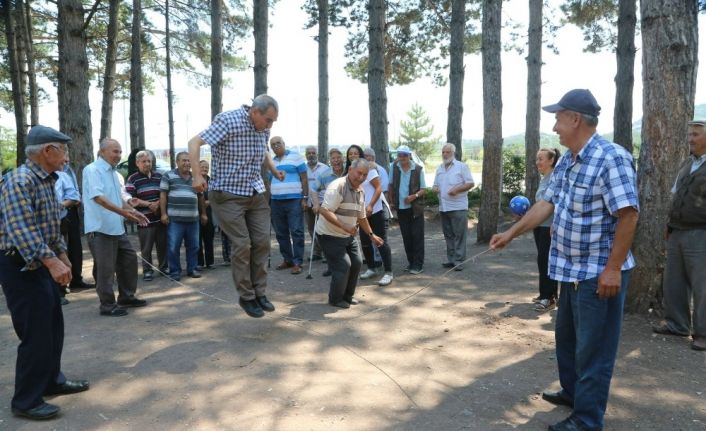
[63,206,85,283]
[304,206,322,257]
[137,223,167,274]
[397,208,425,270]
[221,230,231,261]
[533,226,557,300]
[198,218,215,267]
[87,232,138,312]
[359,210,391,271]
[318,234,362,304]
[0,252,66,410]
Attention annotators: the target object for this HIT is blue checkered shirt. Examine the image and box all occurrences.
[0,160,66,270]
[198,105,270,196]
[543,133,639,282]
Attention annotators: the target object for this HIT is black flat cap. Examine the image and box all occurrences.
[27,125,72,146]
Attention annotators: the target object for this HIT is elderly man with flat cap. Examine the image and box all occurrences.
[0,125,89,420]
[490,89,639,431]
[653,119,706,352]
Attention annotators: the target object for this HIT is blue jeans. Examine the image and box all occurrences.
[270,198,305,266]
[556,270,631,430]
[167,220,199,276]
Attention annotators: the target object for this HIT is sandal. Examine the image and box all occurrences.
[276,261,293,270]
[535,299,556,312]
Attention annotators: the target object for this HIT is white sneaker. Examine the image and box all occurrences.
[360,268,378,280]
[378,272,394,286]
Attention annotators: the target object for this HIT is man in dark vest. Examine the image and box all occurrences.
[389,145,427,274]
[653,119,706,351]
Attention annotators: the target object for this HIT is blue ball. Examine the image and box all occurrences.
[509,195,530,216]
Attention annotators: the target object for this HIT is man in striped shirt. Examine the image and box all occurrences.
[160,152,206,281]
[269,137,308,274]
[126,150,167,281]
[316,159,383,308]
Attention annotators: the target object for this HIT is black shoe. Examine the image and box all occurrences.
[143,271,154,282]
[548,415,591,431]
[45,379,90,396]
[442,262,455,268]
[188,270,202,278]
[322,269,332,277]
[311,255,322,261]
[542,390,574,408]
[239,297,264,318]
[100,306,128,317]
[69,280,95,291]
[256,295,275,312]
[60,297,69,306]
[12,402,60,420]
[117,297,147,308]
[328,300,350,309]
[651,322,688,337]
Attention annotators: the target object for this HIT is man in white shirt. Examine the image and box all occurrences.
[432,143,475,271]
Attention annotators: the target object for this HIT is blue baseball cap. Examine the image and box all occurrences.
[542,89,601,117]
[396,145,412,155]
[27,125,72,146]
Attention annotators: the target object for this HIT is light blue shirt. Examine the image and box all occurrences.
[269,149,307,200]
[82,157,126,235]
[54,170,80,219]
[396,161,426,210]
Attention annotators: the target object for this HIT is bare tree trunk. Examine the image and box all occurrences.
[317,0,329,163]
[367,0,389,167]
[211,0,223,119]
[524,0,542,204]
[3,0,27,165]
[613,0,637,153]
[165,0,175,168]
[57,0,93,183]
[477,0,503,243]
[253,0,268,96]
[130,0,145,150]
[23,0,38,126]
[628,0,698,313]
[99,0,119,141]
[446,0,465,161]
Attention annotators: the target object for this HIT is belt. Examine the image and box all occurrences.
[0,248,26,265]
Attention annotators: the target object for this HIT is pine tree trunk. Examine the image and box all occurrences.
[446,0,465,161]
[165,0,175,167]
[477,0,503,243]
[253,0,268,96]
[628,0,699,313]
[317,0,329,163]
[57,0,93,183]
[211,0,223,119]
[99,0,119,141]
[130,0,145,150]
[23,0,38,126]
[613,0,637,153]
[3,0,27,166]
[367,0,388,166]
[524,0,541,204]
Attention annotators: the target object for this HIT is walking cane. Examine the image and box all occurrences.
[306,214,319,279]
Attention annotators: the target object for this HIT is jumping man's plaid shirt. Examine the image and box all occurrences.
[0,160,66,270]
[543,133,639,282]
[199,105,271,196]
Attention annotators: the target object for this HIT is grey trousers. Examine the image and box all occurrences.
[662,229,706,337]
[440,210,468,264]
[137,223,167,274]
[210,191,270,300]
[87,232,138,312]
[318,233,362,304]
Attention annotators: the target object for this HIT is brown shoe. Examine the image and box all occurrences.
[691,336,706,351]
[652,322,689,337]
[276,261,293,270]
[291,265,302,275]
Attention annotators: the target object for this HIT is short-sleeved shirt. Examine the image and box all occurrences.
[543,133,639,282]
[536,173,554,227]
[160,169,200,223]
[198,105,270,196]
[315,176,366,238]
[376,162,389,192]
[396,161,427,210]
[54,170,80,219]
[306,161,328,206]
[126,170,163,226]
[83,157,126,235]
[434,159,474,212]
[362,168,384,214]
[0,160,66,270]
[313,166,345,204]
[269,149,307,200]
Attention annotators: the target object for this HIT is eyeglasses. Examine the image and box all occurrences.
[271,142,284,147]
[48,144,68,154]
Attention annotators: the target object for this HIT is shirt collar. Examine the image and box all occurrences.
[96,156,115,171]
[345,175,361,192]
[26,159,53,180]
[690,153,706,162]
[574,133,600,163]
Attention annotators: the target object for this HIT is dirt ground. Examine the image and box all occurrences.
[0,215,704,431]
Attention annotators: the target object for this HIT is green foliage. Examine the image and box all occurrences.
[394,103,441,162]
[0,126,17,173]
[502,152,525,196]
[561,0,619,53]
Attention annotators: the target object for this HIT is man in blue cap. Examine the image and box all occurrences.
[0,125,89,420]
[491,89,639,431]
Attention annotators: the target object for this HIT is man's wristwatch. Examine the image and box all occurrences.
[367,231,374,237]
